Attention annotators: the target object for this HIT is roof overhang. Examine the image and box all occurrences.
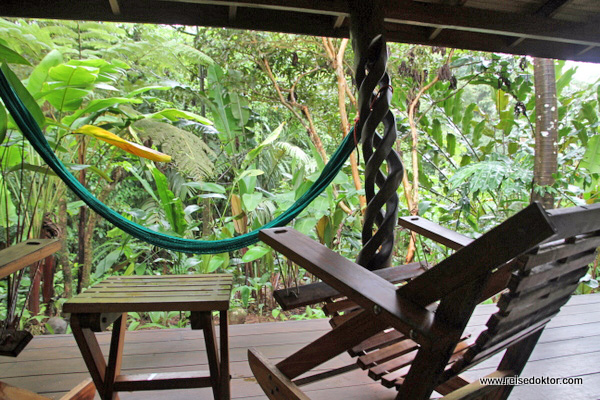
[1,0,600,63]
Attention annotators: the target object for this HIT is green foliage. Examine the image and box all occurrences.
[133,118,215,181]
[1,17,599,329]
[449,158,530,200]
[1,63,44,126]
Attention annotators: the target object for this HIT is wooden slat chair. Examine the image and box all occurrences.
[249,202,600,399]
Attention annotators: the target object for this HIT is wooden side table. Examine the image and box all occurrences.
[63,274,233,400]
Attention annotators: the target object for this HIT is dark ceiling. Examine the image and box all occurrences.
[1,0,600,63]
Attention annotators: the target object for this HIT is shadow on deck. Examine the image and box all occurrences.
[1,293,599,399]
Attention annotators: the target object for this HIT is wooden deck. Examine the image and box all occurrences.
[2,292,599,399]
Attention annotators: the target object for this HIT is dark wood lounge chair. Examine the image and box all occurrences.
[249,202,600,399]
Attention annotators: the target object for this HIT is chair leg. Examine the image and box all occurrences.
[396,344,457,400]
[488,328,545,400]
[70,314,110,399]
[248,348,311,400]
[104,313,127,399]
[219,310,230,400]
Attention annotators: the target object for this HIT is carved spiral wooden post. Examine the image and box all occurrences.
[351,2,404,270]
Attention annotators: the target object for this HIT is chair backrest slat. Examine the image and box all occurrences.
[545,203,600,242]
[499,265,592,313]
[450,204,599,378]
[522,233,600,269]
[487,283,578,333]
[509,248,597,294]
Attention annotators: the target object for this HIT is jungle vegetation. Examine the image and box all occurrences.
[0,18,598,332]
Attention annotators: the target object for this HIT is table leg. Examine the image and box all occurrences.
[70,314,108,399]
[104,313,127,399]
[220,310,230,400]
[192,311,221,400]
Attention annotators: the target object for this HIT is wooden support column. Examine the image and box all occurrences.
[349,0,404,271]
[349,0,385,70]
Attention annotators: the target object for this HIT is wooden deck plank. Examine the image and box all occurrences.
[2,293,599,399]
[3,307,599,368]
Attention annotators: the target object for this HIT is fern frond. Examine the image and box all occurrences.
[133,118,216,181]
[41,25,78,39]
[167,41,214,66]
[79,22,127,36]
[81,30,121,44]
[274,141,311,167]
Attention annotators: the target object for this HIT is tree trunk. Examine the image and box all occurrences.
[322,37,367,211]
[532,58,558,209]
[404,50,454,263]
[259,57,329,163]
[58,198,73,299]
[80,168,125,289]
[27,264,41,315]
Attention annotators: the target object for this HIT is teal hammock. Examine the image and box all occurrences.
[0,69,356,254]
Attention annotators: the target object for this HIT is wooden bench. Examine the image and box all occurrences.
[63,274,233,400]
[1,239,61,358]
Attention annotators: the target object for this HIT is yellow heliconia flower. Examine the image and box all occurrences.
[74,125,172,162]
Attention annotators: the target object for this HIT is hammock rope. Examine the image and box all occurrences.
[0,69,356,254]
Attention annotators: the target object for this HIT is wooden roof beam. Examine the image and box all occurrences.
[229,5,237,22]
[108,0,121,15]
[384,0,600,48]
[536,0,573,18]
[182,0,600,48]
[0,0,346,38]
[334,15,345,29]
[3,0,598,47]
[385,23,600,63]
[172,0,348,18]
[507,0,575,57]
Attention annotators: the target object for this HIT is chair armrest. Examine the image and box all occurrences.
[273,261,428,310]
[59,379,95,400]
[399,216,473,250]
[260,227,453,349]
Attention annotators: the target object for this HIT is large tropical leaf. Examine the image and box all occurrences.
[245,122,285,165]
[151,166,186,235]
[148,108,212,125]
[27,49,63,96]
[125,85,172,98]
[43,64,98,111]
[1,63,45,127]
[579,135,600,202]
[207,64,238,154]
[62,97,142,127]
[0,41,31,65]
[74,125,172,162]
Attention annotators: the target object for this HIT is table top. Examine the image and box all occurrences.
[63,274,233,314]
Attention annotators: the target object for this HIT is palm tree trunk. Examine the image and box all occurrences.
[532,58,558,209]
